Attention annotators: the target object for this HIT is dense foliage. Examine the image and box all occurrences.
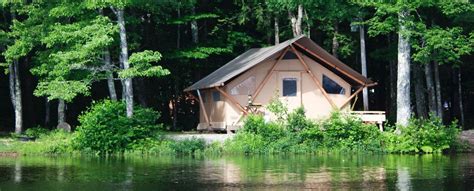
[73,100,162,154]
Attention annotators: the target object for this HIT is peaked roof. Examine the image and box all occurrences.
[184,35,374,92]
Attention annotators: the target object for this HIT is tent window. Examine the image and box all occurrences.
[230,76,256,95]
[212,91,221,102]
[282,78,297,97]
[323,75,345,95]
[282,51,297,59]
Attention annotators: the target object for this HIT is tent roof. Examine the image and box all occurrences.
[184,35,374,92]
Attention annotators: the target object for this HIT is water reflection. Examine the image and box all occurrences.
[0,154,473,190]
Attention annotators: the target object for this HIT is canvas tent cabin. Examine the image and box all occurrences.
[184,35,382,132]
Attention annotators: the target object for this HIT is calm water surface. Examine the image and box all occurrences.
[0,154,473,190]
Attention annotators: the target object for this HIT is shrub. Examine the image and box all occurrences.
[321,112,382,151]
[384,115,460,153]
[24,126,50,138]
[169,138,206,154]
[73,100,162,154]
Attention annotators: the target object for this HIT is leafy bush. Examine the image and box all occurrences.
[73,100,162,154]
[25,126,50,138]
[321,112,382,151]
[384,115,460,153]
[169,138,206,154]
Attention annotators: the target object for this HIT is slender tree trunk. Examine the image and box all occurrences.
[433,61,443,119]
[396,9,411,128]
[57,99,66,125]
[296,4,303,36]
[113,7,133,117]
[44,98,50,127]
[9,12,23,134]
[288,4,303,37]
[191,6,198,44]
[456,67,465,127]
[414,64,427,118]
[332,22,339,58]
[424,62,436,115]
[274,17,279,45]
[104,50,117,101]
[359,25,369,111]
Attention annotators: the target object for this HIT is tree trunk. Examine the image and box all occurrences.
[191,6,198,44]
[332,22,339,58]
[113,7,134,117]
[104,50,117,101]
[44,98,50,127]
[274,17,279,45]
[456,67,465,127]
[359,25,368,111]
[296,4,303,36]
[414,64,427,118]
[424,62,437,115]
[9,12,23,134]
[57,99,66,125]
[433,61,443,119]
[396,9,411,128]
[288,4,303,37]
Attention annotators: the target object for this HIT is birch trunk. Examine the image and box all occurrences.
[104,50,117,101]
[191,6,198,44]
[288,4,303,37]
[295,4,303,36]
[414,64,427,118]
[9,11,23,134]
[113,7,134,117]
[58,99,66,125]
[424,62,437,115]
[359,25,368,111]
[332,22,339,58]
[456,67,465,127]
[433,61,443,119]
[274,17,279,45]
[396,9,411,128]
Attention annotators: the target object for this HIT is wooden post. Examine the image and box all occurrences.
[215,87,248,115]
[196,89,210,125]
[293,42,366,85]
[290,45,337,108]
[252,47,289,102]
[339,86,364,109]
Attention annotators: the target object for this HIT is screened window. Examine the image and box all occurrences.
[212,91,221,102]
[323,75,345,95]
[282,51,297,59]
[282,78,297,97]
[230,76,256,95]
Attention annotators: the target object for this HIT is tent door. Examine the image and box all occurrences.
[278,72,302,111]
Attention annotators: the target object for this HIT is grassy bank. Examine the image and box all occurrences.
[1,99,467,156]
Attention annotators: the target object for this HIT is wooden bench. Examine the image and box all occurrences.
[349,111,386,131]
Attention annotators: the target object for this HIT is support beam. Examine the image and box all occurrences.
[290,45,337,108]
[196,89,210,125]
[252,47,289,102]
[215,87,248,115]
[293,42,366,85]
[340,86,364,109]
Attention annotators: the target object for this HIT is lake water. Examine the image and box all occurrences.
[0,154,473,190]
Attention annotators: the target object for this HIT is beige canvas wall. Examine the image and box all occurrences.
[200,49,352,126]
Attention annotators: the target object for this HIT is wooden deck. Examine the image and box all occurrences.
[349,111,386,131]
